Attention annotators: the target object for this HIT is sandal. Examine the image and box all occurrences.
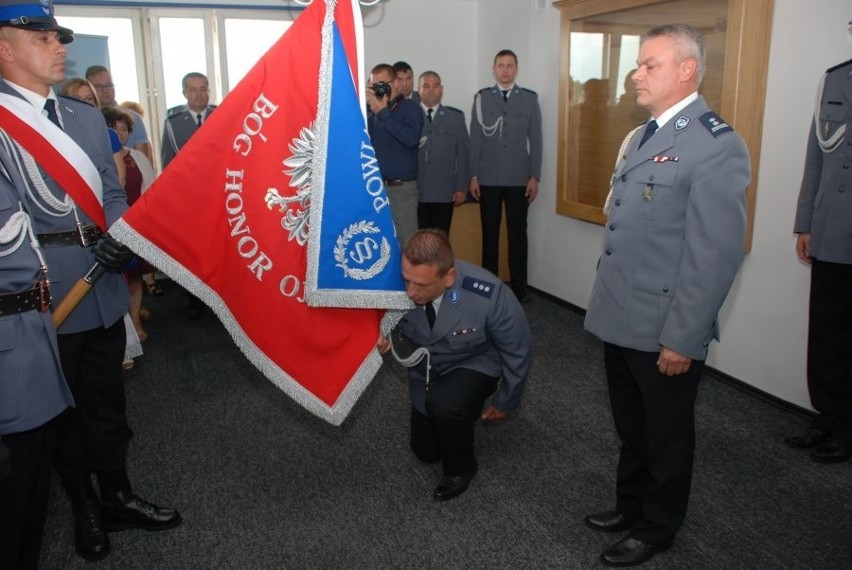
[145,281,164,296]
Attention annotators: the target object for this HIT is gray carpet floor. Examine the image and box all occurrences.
[38,283,852,569]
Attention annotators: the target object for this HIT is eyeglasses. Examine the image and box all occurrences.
[92,83,115,91]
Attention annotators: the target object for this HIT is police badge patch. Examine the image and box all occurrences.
[674,116,690,131]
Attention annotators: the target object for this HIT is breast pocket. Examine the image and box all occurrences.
[631,165,681,220]
[446,327,487,351]
[819,101,848,141]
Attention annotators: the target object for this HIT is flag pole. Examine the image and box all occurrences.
[51,263,106,328]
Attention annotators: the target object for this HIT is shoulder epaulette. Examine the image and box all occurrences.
[699,111,734,138]
[478,87,491,94]
[461,275,496,299]
[57,93,92,107]
[208,104,217,110]
[520,87,538,96]
[166,105,186,119]
[442,105,463,115]
[826,58,852,74]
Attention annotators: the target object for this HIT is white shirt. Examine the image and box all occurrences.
[652,92,699,129]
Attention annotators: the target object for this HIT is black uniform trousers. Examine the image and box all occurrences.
[0,415,61,570]
[409,367,498,477]
[478,185,528,295]
[807,259,852,442]
[55,319,133,474]
[417,202,455,235]
[603,343,703,544]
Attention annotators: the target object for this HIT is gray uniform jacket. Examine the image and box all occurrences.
[398,260,532,415]
[0,82,130,335]
[584,96,750,360]
[793,59,852,264]
[0,149,73,435]
[469,85,542,186]
[161,104,217,168]
[417,104,469,203]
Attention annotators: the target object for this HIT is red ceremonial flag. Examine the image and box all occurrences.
[110,0,405,425]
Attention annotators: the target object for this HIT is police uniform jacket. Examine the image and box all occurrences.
[398,260,532,415]
[417,104,469,203]
[469,84,542,187]
[794,59,852,265]
[161,104,217,168]
[584,96,750,360]
[0,82,130,335]
[0,151,73,436]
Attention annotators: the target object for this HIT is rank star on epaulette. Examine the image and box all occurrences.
[462,276,495,298]
[699,111,733,137]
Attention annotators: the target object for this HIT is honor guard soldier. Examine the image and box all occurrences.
[468,49,542,303]
[161,71,216,319]
[378,229,532,502]
[583,24,750,566]
[786,57,852,464]
[0,125,73,569]
[0,1,181,561]
[417,71,469,234]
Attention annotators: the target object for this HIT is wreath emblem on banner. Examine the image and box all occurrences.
[334,221,391,280]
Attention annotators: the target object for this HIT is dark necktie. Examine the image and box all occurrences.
[638,119,658,148]
[424,302,436,329]
[196,113,203,127]
[427,108,433,123]
[501,89,509,102]
[44,99,62,129]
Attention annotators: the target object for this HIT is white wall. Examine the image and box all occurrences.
[362,0,478,112]
[363,0,851,410]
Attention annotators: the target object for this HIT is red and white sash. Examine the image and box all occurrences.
[0,93,105,230]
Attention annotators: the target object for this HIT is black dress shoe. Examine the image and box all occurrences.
[784,428,828,449]
[433,472,475,501]
[101,490,182,531]
[74,498,111,560]
[809,438,851,464]
[584,510,635,532]
[600,536,673,567]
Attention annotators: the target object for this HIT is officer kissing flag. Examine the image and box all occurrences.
[110,0,411,425]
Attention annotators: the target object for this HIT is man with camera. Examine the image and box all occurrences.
[367,63,423,245]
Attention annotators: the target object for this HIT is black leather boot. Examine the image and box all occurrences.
[97,467,182,532]
[58,470,111,561]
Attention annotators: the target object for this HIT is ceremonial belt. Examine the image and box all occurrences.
[384,178,414,187]
[37,224,102,248]
[0,282,51,316]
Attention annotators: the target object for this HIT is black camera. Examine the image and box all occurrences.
[373,81,392,99]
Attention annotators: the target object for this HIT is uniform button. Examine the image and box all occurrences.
[662,287,669,293]
[605,249,612,256]
[840,187,846,193]
[843,164,849,169]
[608,223,616,231]
[615,199,622,206]
[621,174,628,182]
[649,175,655,181]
